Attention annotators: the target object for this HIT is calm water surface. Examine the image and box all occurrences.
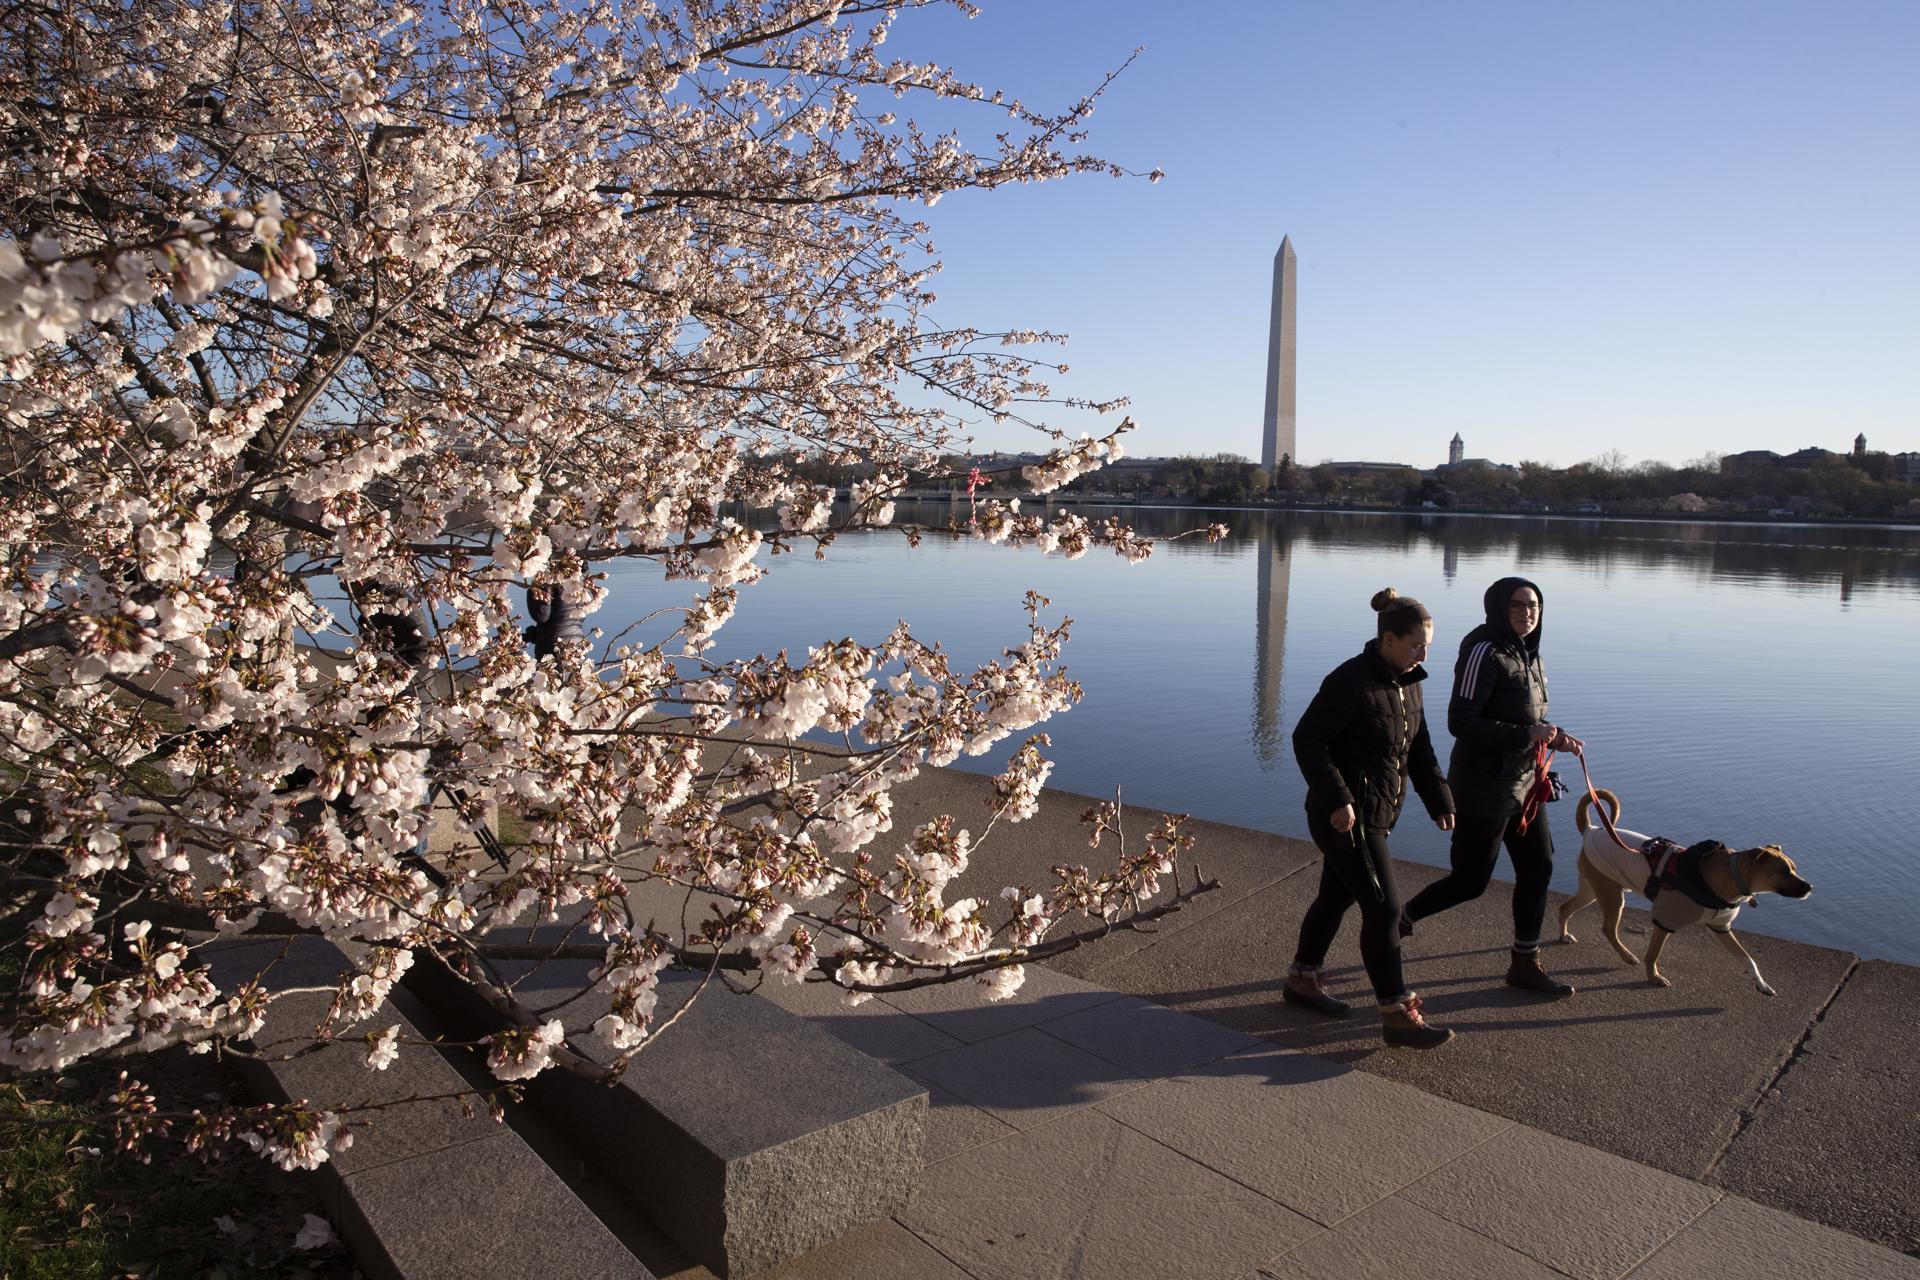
[597,506,1920,965]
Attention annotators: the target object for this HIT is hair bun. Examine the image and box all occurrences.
[1370,588,1399,611]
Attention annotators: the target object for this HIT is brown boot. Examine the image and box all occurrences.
[1380,993,1453,1048]
[1506,949,1575,998]
[1282,966,1351,1018]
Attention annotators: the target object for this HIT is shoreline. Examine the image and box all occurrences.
[887,491,1920,530]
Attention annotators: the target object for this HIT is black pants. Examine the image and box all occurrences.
[1293,808,1407,1004]
[1402,807,1554,946]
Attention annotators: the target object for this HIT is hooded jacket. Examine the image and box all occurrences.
[1292,639,1453,831]
[1446,576,1550,814]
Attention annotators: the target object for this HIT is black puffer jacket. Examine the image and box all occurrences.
[1292,639,1452,831]
[1446,575,1550,814]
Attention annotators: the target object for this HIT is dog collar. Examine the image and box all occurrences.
[1726,850,1757,907]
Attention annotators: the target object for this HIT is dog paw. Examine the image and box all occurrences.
[1757,981,1777,997]
[1559,929,1578,944]
[1648,974,1672,988]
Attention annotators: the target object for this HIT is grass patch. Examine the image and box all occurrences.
[0,1054,356,1280]
[0,904,351,1278]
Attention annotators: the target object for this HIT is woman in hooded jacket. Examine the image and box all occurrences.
[1287,588,1457,1048]
[1401,576,1583,996]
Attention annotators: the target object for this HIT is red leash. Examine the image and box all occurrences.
[1570,747,1638,854]
[1517,741,1556,834]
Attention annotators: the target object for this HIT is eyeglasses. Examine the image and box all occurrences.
[1507,601,1541,614]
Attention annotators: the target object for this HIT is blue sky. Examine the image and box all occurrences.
[883,1,1919,469]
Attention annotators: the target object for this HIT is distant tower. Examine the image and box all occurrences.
[1855,433,1868,457]
[1260,238,1297,471]
[1449,433,1464,466]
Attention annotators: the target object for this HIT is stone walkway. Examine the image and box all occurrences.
[717,967,1918,1280]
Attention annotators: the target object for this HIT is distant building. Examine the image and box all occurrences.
[1432,432,1514,473]
[1327,461,1418,476]
[1897,452,1920,482]
[1721,449,1781,475]
[1779,447,1838,469]
[1855,433,1868,457]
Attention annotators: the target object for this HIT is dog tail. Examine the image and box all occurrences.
[1575,787,1620,834]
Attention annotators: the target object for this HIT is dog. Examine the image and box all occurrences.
[1557,787,1811,995]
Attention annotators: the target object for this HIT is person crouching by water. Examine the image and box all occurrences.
[1400,576,1583,997]
[1286,589,1458,1049]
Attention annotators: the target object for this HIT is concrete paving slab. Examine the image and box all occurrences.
[757,1219,975,1280]
[339,1130,651,1280]
[1799,960,1919,1081]
[883,768,1319,979]
[900,1106,1320,1280]
[1095,1045,1510,1226]
[1077,855,1861,1184]
[1704,958,1920,1254]
[1258,1195,1561,1280]
[1625,1194,1920,1280]
[1710,1049,1920,1256]
[876,962,1125,1043]
[752,977,966,1066]
[903,1025,1147,1131]
[1400,1125,1720,1280]
[1037,994,1265,1079]
[915,1079,1020,1165]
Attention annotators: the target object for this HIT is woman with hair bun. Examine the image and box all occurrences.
[1287,588,1458,1048]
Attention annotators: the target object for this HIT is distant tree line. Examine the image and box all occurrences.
[784,447,1918,520]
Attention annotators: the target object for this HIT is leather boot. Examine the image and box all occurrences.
[1506,949,1575,998]
[1380,994,1453,1048]
[1282,969,1350,1018]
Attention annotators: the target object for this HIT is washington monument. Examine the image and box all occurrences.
[1260,236,1297,471]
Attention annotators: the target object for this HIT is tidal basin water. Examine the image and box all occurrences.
[599,505,1920,966]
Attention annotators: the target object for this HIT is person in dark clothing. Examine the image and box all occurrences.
[1401,575,1584,997]
[1287,588,1457,1048]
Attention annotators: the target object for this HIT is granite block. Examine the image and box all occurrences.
[227,943,648,1279]
[341,1130,650,1280]
[409,962,928,1277]
[242,996,495,1180]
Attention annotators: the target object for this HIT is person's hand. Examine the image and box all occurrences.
[1552,728,1584,753]
[1330,804,1356,833]
[1436,812,1456,831]
[1528,723,1556,745]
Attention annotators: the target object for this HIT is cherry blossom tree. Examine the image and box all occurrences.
[0,0,1218,1167]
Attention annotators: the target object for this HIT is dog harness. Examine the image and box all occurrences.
[1639,837,1744,932]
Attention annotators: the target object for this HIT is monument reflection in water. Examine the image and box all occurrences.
[595,504,1920,965]
[1251,523,1289,765]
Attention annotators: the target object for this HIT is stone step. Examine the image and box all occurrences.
[405,951,927,1278]
[205,937,654,1280]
